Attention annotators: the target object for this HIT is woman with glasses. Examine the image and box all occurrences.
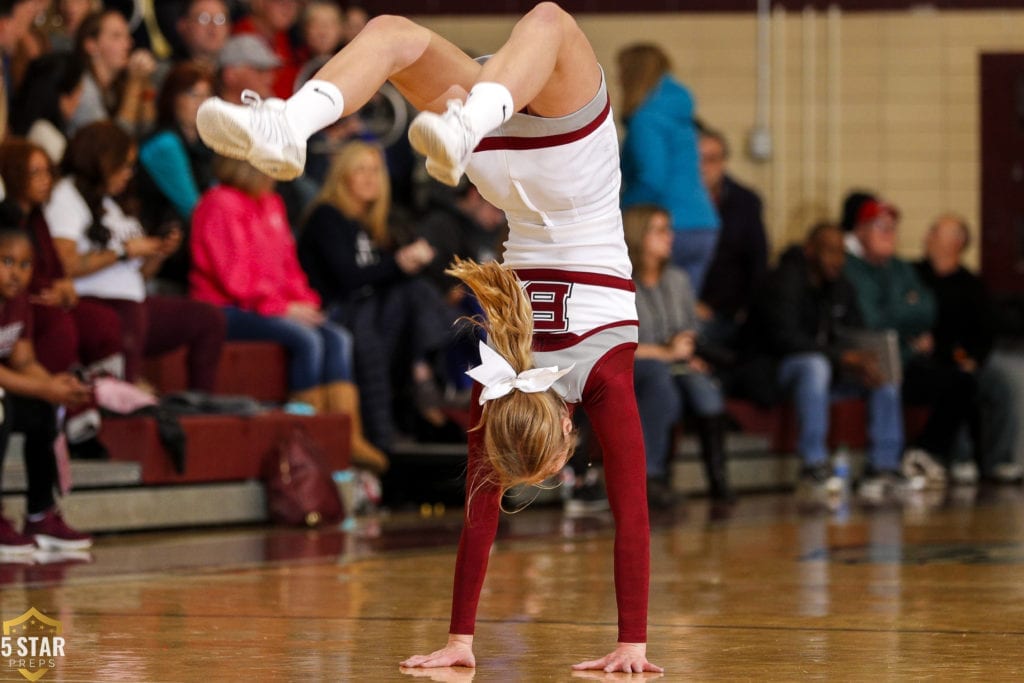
[174,0,230,70]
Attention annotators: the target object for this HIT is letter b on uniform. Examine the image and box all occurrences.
[524,281,572,332]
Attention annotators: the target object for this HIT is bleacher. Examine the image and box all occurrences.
[1,340,934,531]
[2,342,350,532]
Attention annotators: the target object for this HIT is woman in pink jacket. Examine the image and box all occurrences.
[190,155,386,472]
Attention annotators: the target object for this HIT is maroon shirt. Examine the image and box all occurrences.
[0,294,32,365]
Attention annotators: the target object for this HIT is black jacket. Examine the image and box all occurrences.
[913,260,994,367]
[297,203,403,307]
[700,174,769,318]
[730,247,863,405]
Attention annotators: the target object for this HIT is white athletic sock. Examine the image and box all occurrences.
[462,82,514,137]
[285,79,345,141]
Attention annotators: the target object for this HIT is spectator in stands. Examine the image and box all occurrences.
[844,199,936,362]
[216,34,279,104]
[9,18,50,94]
[299,141,456,447]
[174,0,230,71]
[0,138,123,457]
[233,0,301,99]
[617,43,719,292]
[840,189,876,234]
[68,8,158,137]
[843,198,961,487]
[10,52,85,164]
[294,0,344,90]
[624,205,733,509]
[189,154,387,473]
[44,120,226,393]
[0,0,38,141]
[416,179,506,396]
[215,34,315,236]
[696,125,768,348]
[340,3,368,44]
[137,61,216,293]
[417,180,505,300]
[44,0,97,53]
[916,213,1023,484]
[0,138,124,378]
[0,224,94,554]
[743,222,908,507]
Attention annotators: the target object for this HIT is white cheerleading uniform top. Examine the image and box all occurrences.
[464,71,638,403]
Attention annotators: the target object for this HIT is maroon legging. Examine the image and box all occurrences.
[81,295,226,392]
[449,342,650,643]
[31,300,123,374]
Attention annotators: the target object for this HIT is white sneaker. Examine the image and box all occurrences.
[990,462,1024,484]
[196,90,306,181]
[857,471,914,506]
[950,460,979,487]
[902,448,947,490]
[408,100,479,187]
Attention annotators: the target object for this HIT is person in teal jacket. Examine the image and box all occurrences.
[844,197,971,484]
[617,44,719,292]
[137,62,217,293]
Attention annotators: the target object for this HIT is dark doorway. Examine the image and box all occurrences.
[980,53,1024,297]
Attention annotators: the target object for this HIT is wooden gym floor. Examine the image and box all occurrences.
[1,488,1023,681]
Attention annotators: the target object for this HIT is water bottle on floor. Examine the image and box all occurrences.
[830,444,851,518]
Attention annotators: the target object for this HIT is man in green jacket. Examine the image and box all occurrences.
[844,198,970,489]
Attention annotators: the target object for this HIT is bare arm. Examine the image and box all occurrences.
[0,340,90,405]
[53,237,119,278]
[54,236,166,279]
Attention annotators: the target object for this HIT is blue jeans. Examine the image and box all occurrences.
[221,306,353,392]
[670,227,720,294]
[777,352,903,471]
[634,358,725,478]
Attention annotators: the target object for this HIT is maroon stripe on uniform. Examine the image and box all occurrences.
[473,96,611,152]
[514,268,636,292]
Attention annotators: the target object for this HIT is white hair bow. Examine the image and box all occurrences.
[466,342,574,405]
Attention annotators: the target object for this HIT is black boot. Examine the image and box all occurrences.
[696,415,735,504]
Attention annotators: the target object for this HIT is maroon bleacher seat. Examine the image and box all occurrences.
[100,413,350,485]
[102,342,350,485]
[726,398,929,454]
[143,342,289,403]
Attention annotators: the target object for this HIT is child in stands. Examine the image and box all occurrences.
[0,226,94,555]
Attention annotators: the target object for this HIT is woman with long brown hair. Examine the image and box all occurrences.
[43,121,226,393]
[0,138,123,380]
[67,8,156,136]
[0,137,124,455]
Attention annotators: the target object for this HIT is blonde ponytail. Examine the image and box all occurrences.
[446,258,575,498]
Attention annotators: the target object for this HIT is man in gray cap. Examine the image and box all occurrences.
[218,34,281,104]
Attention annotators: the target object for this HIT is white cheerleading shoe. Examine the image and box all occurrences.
[408,99,479,187]
[196,90,306,181]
